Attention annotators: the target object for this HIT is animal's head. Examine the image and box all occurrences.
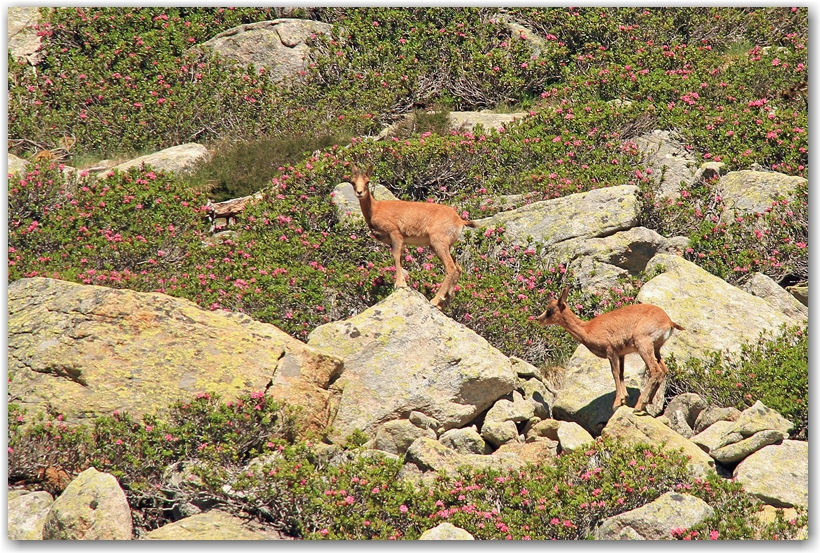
[535,287,570,327]
[351,164,373,199]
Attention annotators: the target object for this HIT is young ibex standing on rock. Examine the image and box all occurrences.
[351,164,477,309]
[536,287,684,413]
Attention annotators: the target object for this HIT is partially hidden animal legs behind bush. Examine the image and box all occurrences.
[351,164,477,310]
[535,287,684,413]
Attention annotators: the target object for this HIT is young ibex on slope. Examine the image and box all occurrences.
[536,287,684,413]
[351,164,477,309]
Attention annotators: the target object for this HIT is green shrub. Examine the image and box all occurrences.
[665,324,808,439]
[190,133,353,202]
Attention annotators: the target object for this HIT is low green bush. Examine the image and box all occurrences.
[665,324,808,439]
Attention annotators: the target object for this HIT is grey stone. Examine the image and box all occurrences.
[693,406,742,434]
[471,185,640,249]
[8,490,53,540]
[481,420,520,448]
[200,19,334,82]
[742,273,807,324]
[690,421,734,454]
[595,492,714,540]
[663,393,707,429]
[734,440,808,508]
[108,143,208,176]
[710,429,785,464]
[373,419,436,455]
[43,467,132,540]
[419,522,474,540]
[439,426,491,455]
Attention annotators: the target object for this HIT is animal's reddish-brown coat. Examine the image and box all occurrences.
[536,287,683,412]
[351,165,476,309]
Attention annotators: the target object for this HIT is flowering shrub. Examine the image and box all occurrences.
[8,391,297,531]
[641,176,807,286]
[8,397,808,539]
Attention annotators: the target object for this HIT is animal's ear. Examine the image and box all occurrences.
[559,286,569,307]
[365,164,374,177]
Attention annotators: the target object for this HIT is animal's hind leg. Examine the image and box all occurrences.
[429,241,459,309]
[633,341,664,413]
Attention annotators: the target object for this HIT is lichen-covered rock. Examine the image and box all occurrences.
[663,393,707,430]
[419,522,475,540]
[560,227,676,293]
[107,143,208,176]
[633,130,697,199]
[485,391,535,423]
[447,111,528,133]
[377,111,528,140]
[142,510,285,540]
[786,283,808,307]
[405,437,524,475]
[494,440,559,466]
[8,278,342,436]
[8,7,44,65]
[693,406,742,434]
[481,420,520,448]
[638,255,796,362]
[518,377,553,419]
[710,429,785,464]
[594,492,714,540]
[8,152,29,178]
[601,407,715,476]
[308,287,516,442]
[42,468,132,540]
[666,410,694,439]
[526,418,561,441]
[734,440,808,508]
[690,421,735,454]
[471,185,640,248]
[200,19,334,82]
[555,421,594,453]
[717,170,806,221]
[439,426,491,455]
[718,401,793,443]
[409,411,441,433]
[742,273,808,324]
[373,419,436,455]
[8,490,53,540]
[510,356,541,379]
[331,181,398,222]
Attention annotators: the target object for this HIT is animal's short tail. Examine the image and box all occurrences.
[464,220,478,228]
[672,322,685,331]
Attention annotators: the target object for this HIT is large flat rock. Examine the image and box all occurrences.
[8,278,342,435]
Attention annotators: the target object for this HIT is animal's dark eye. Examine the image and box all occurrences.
[546,306,555,317]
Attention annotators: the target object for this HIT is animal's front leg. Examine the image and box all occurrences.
[390,233,408,288]
[608,353,627,410]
